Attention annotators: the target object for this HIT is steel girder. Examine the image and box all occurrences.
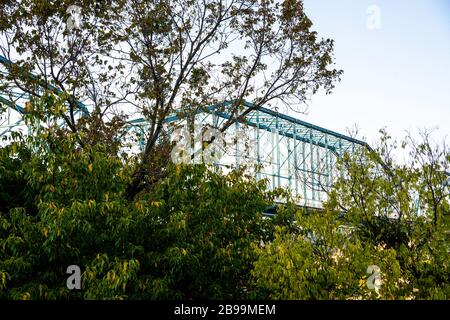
[0,54,370,208]
[0,54,89,137]
[125,101,370,208]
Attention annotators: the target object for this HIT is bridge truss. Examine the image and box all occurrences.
[125,101,370,208]
[0,54,370,209]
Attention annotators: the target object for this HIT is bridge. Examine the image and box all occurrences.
[0,54,370,209]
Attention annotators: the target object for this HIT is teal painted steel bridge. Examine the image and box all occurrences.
[0,54,370,209]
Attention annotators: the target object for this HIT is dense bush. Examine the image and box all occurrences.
[0,125,448,300]
[252,134,449,299]
[0,131,284,299]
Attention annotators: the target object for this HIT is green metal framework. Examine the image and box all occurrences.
[125,101,370,208]
[0,54,88,136]
[0,54,370,208]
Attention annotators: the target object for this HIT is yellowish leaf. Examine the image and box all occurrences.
[151,201,162,208]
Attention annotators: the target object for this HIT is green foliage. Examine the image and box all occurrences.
[139,165,275,299]
[252,211,404,299]
[0,109,448,300]
[0,0,344,199]
[0,128,281,299]
[2,0,447,302]
[252,131,449,300]
[0,141,34,214]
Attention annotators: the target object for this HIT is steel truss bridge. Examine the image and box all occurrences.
[0,54,370,209]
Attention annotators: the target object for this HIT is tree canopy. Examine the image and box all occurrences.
[0,0,342,197]
[0,0,448,301]
[0,110,448,299]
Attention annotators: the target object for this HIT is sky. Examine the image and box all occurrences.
[300,0,450,147]
[1,0,448,151]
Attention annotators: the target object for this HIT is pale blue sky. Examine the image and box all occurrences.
[301,0,450,145]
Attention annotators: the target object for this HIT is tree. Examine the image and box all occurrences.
[1,92,448,300]
[0,0,343,198]
[252,130,449,299]
[0,0,122,139]
[0,119,286,299]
